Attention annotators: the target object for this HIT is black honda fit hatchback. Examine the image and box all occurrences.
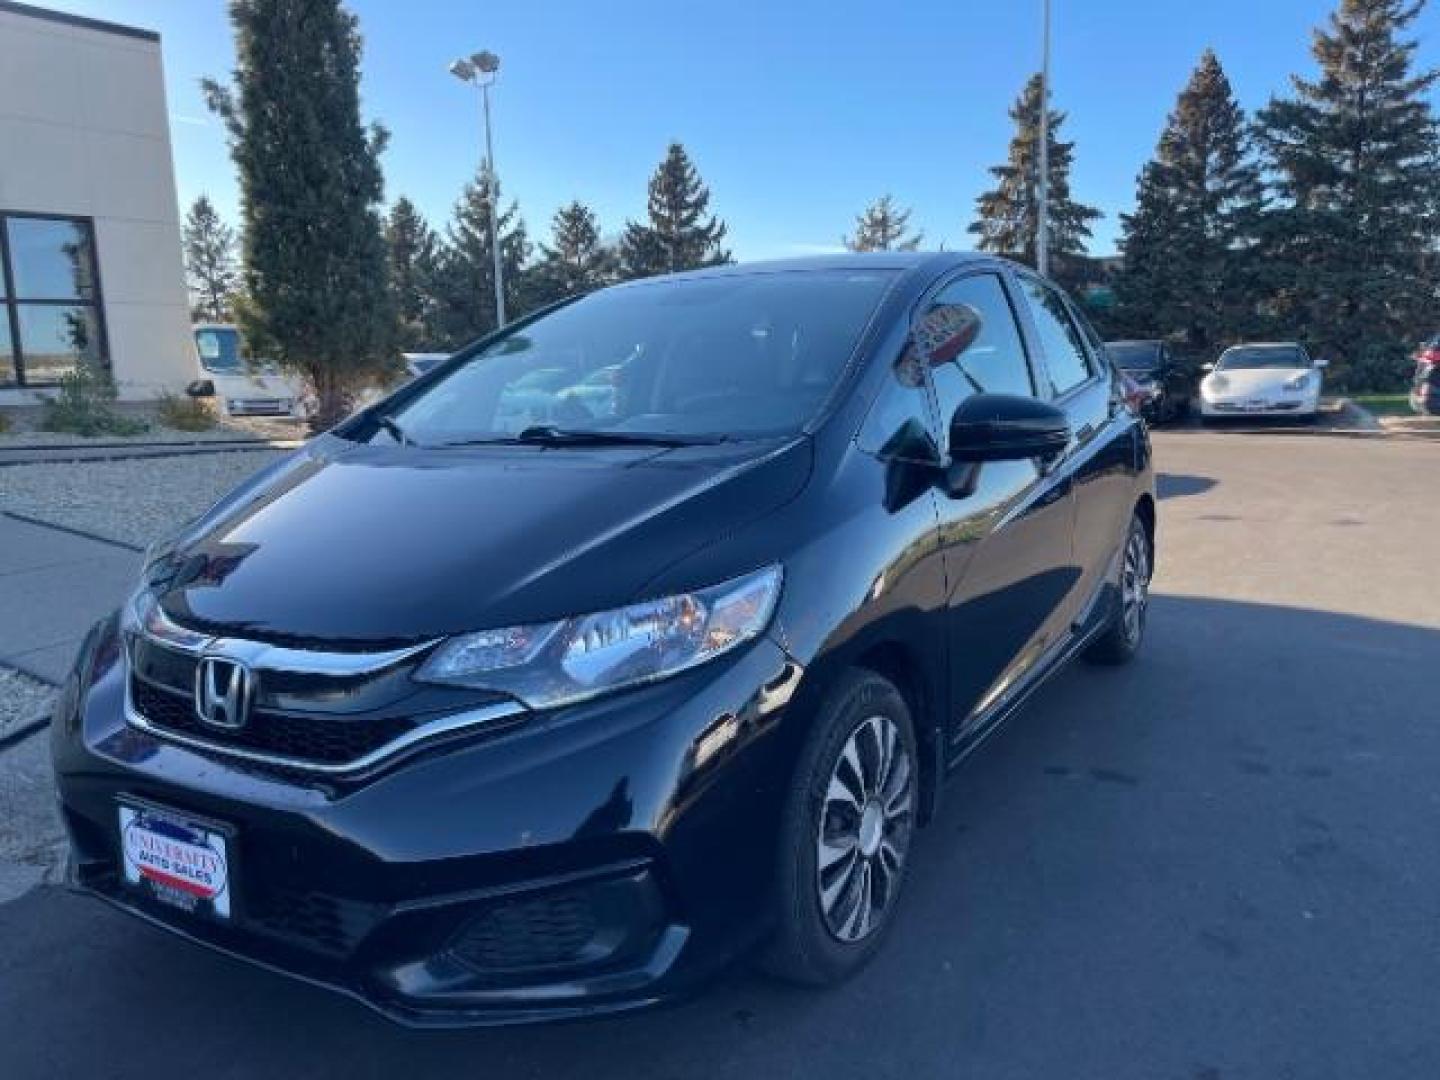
[52,253,1154,1025]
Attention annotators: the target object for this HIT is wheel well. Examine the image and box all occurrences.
[853,641,940,825]
[1135,492,1156,567]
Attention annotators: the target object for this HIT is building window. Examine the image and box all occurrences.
[0,213,108,387]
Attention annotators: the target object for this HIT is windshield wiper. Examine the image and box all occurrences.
[447,425,725,448]
[376,413,418,447]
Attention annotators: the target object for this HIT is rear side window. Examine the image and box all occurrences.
[1017,276,1094,395]
[925,273,1036,425]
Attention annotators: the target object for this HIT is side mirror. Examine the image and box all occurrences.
[1201,362,1216,373]
[949,393,1070,464]
[1313,357,1329,369]
[911,303,983,368]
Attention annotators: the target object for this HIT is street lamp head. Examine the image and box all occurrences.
[448,58,476,82]
[471,50,500,75]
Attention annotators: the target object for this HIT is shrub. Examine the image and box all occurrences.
[1329,343,1414,394]
[40,362,149,437]
[155,390,217,431]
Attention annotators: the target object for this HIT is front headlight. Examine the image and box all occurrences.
[1284,372,1313,392]
[417,566,784,709]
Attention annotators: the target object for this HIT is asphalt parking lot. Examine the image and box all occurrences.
[2,430,1437,1079]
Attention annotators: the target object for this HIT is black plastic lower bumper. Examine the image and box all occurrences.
[67,846,693,1027]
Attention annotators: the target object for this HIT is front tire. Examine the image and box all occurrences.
[762,669,919,986]
[1085,513,1151,666]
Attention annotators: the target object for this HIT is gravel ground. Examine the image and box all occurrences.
[0,413,305,447]
[0,671,65,904]
[0,668,52,743]
[0,450,285,549]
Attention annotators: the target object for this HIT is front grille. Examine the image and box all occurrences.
[448,893,600,972]
[131,677,415,765]
[245,884,384,957]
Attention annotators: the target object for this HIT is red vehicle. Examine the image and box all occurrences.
[1412,337,1440,416]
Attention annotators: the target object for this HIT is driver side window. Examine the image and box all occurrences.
[925,273,1037,426]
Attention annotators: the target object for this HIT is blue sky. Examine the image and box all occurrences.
[52,0,1440,258]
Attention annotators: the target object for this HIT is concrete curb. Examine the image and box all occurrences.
[1159,424,1389,440]
[0,716,49,753]
[0,439,301,467]
[0,511,144,554]
[0,655,61,688]
[1335,398,1384,432]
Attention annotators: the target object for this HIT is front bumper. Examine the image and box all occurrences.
[52,616,804,1026]
[1200,393,1318,418]
[223,397,295,417]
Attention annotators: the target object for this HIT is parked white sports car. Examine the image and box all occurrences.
[1199,343,1325,421]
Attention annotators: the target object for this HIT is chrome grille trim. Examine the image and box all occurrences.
[138,606,440,675]
[121,657,525,776]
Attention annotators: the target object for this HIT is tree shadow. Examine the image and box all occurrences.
[4,596,1440,1078]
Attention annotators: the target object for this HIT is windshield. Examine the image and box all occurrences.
[194,328,245,375]
[379,269,898,445]
[1218,345,1310,371]
[195,327,278,376]
[1107,342,1161,371]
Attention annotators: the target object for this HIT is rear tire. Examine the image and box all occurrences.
[1084,513,1151,666]
[761,669,919,986]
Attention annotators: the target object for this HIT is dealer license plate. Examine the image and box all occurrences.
[118,802,232,920]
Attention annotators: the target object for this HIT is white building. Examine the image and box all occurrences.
[0,1,193,403]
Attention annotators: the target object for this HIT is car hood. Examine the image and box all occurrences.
[149,436,812,645]
[1207,368,1313,395]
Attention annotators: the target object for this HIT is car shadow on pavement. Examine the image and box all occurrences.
[1156,473,1217,500]
[3,595,1439,1080]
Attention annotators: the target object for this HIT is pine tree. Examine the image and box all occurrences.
[202,0,394,429]
[843,195,923,252]
[1113,51,1266,351]
[431,164,531,347]
[970,74,1102,279]
[620,143,730,278]
[181,195,239,323]
[1255,0,1440,387]
[532,200,617,303]
[384,197,440,351]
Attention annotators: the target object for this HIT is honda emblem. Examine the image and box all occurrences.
[194,656,254,731]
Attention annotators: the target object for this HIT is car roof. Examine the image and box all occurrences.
[1222,342,1304,350]
[603,251,1001,290]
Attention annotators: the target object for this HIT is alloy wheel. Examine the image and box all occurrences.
[815,714,915,943]
[1121,526,1150,646]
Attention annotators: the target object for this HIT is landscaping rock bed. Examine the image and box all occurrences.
[1,449,286,549]
[0,669,52,744]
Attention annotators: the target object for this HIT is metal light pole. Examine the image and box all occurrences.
[449,50,506,328]
[1036,0,1052,278]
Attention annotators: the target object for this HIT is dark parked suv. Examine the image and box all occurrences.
[52,254,1154,1026]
